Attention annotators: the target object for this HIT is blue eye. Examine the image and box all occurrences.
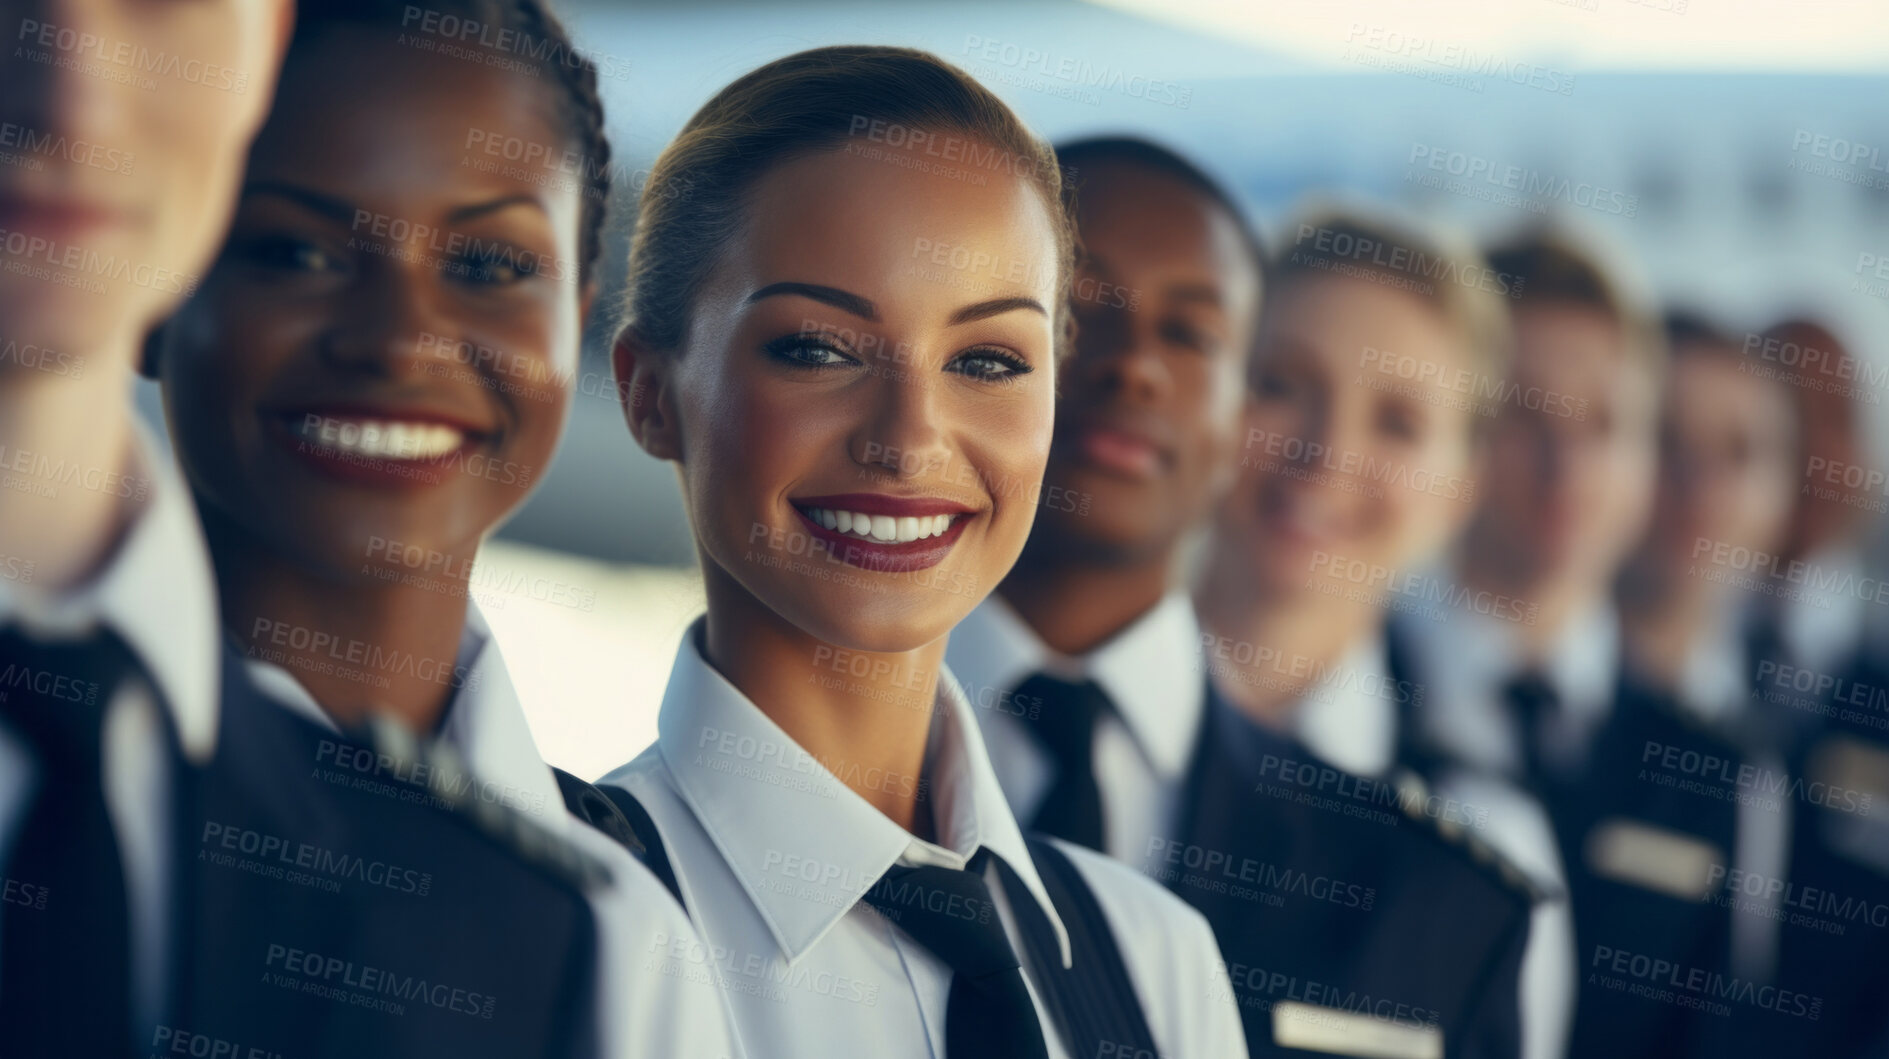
[764,333,860,368]
[950,347,1032,382]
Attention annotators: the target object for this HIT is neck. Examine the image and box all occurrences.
[1193,543,1378,729]
[1616,574,1714,691]
[1455,557,1593,661]
[209,512,473,735]
[0,363,141,593]
[700,563,940,837]
[997,539,1175,656]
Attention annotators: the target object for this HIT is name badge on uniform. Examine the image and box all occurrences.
[1272,1000,1443,1059]
[1584,817,1721,899]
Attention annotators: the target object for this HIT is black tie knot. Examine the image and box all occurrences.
[861,856,1015,980]
[1502,669,1558,779]
[1013,673,1109,759]
[858,851,1050,1058]
[1012,673,1112,851]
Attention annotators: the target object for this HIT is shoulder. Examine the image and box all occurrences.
[1379,767,1546,909]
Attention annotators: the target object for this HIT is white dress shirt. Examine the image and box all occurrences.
[944,593,1207,868]
[247,604,739,1059]
[0,425,219,1032]
[604,619,1247,1059]
[1390,578,1595,1059]
[1290,634,1401,779]
[1671,612,1792,984]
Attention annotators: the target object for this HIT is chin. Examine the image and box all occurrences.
[775,589,963,655]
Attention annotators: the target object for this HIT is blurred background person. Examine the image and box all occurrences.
[0,2,291,1053]
[1615,312,1802,723]
[1191,205,1540,1058]
[1609,310,1804,1055]
[1390,229,1669,1059]
[1749,315,1889,1057]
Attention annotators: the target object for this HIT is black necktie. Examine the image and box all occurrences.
[0,627,137,1056]
[860,852,1050,1059]
[1502,669,1558,784]
[1013,673,1110,852]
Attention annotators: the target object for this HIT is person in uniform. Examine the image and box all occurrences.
[139,2,741,1055]
[941,144,1534,1058]
[0,3,293,1054]
[1393,231,1778,1058]
[598,47,1249,1059]
[1741,317,1889,1057]
[1193,205,1545,1058]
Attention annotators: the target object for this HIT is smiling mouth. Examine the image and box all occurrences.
[787,495,978,574]
[286,415,471,461]
[797,505,962,544]
[266,410,490,488]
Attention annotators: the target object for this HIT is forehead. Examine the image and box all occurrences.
[1512,302,1639,394]
[248,28,577,213]
[1666,348,1792,421]
[1075,162,1255,285]
[726,145,1062,315]
[1266,275,1458,357]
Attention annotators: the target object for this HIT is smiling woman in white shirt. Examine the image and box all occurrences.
[599,44,1248,1059]
[140,2,736,1054]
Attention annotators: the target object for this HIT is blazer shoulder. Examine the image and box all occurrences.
[362,714,618,894]
[1381,766,1547,909]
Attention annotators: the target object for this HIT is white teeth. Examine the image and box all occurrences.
[295,416,465,460]
[802,507,961,543]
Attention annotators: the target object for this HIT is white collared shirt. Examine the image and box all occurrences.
[246,604,739,1059]
[0,424,219,1032]
[944,593,1207,866]
[1290,634,1400,779]
[1398,577,1619,781]
[604,619,1246,1059]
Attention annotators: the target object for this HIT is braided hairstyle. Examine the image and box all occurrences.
[289,0,613,279]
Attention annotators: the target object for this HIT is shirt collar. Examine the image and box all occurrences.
[244,602,567,833]
[1291,633,1397,778]
[659,618,1071,968]
[1397,564,1620,771]
[0,421,219,762]
[1675,605,1750,724]
[947,592,1205,783]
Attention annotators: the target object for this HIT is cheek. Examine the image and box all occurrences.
[966,389,1055,535]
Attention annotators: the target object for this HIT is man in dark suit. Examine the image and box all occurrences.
[946,138,1534,1058]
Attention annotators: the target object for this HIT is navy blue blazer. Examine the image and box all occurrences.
[158,646,608,1058]
[1756,643,1889,1059]
[1537,676,1745,1059]
[1174,681,1533,1059]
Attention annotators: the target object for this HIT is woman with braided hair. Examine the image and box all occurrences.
[143,1,739,1053]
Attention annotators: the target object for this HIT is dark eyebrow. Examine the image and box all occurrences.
[448,194,548,223]
[948,296,1048,325]
[748,282,877,321]
[1169,282,1225,308]
[243,182,548,226]
[243,181,355,223]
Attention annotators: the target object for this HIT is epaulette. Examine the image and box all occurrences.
[362,715,616,893]
[1389,766,1558,905]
